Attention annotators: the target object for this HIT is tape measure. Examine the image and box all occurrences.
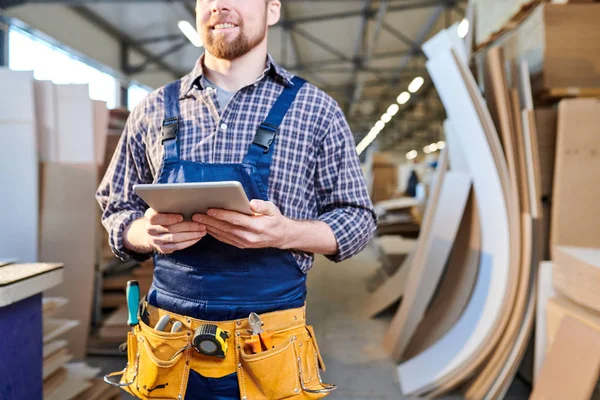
[192,324,229,359]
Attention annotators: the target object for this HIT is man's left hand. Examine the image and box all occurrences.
[192,200,292,249]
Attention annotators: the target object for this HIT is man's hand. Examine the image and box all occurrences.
[124,209,207,255]
[192,200,290,250]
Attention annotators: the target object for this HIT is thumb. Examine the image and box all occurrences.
[250,200,277,216]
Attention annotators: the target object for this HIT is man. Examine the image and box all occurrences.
[97,0,376,398]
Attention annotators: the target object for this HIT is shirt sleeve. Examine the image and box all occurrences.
[96,102,154,262]
[314,104,378,262]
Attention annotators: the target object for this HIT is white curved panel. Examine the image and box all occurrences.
[397,47,510,394]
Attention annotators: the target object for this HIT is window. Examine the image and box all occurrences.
[8,26,119,109]
[128,83,152,111]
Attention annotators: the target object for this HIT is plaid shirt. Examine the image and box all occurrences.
[96,54,377,273]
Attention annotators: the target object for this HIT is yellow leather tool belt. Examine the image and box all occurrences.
[104,302,336,400]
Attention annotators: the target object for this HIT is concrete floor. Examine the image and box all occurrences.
[87,247,530,399]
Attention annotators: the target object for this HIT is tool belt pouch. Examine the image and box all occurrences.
[117,318,192,399]
[237,324,335,400]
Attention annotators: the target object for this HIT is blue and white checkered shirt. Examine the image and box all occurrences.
[96,54,377,273]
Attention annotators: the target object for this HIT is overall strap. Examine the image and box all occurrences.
[161,80,182,162]
[245,76,307,189]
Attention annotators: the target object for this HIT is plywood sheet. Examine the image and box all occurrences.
[383,171,472,360]
[43,348,72,380]
[363,150,449,318]
[40,163,97,359]
[0,70,38,264]
[55,84,95,164]
[553,246,600,313]
[546,296,600,355]
[403,190,480,360]
[551,99,600,252]
[535,261,557,383]
[531,316,600,400]
[44,339,68,360]
[399,33,511,395]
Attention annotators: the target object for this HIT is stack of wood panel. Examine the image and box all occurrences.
[42,297,116,400]
[362,2,600,397]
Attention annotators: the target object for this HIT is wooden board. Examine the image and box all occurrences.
[33,80,59,163]
[546,296,600,356]
[482,46,520,200]
[93,101,109,166]
[43,368,68,398]
[463,216,537,398]
[40,163,97,359]
[74,378,121,400]
[0,264,64,307]
[43,297,69,317]
[535,261,557,383]
[551,99,600,252]
[403,190,480,360]
[553,246,600,313]
[383,171,472,360]
[0,69,38,263]
[43,318,80,344]
[534,108,558,197]
[43,339,68,360]
[55,84,95,164]
[531,315,600,400]
[363,149,449,318]
[398,33,511,396]
[43,348,73,380]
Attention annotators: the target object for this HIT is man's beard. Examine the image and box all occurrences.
[205,19,267,60]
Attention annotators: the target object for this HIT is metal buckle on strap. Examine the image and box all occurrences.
[297,352,337,394]
[253,124,277,153]
[161,117,179,143]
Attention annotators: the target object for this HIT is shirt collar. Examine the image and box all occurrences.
[179,53,294,99]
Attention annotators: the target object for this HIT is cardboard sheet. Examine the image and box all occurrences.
[363,150,449,318]
[399,33,510,396]
[40,164,97,359]
[34,80,59,163]
[403,191,480,360]
[383,171,472,361]
[551,99,600,252]
[531,315,600,400]
[0,69,38,263]
[55,84,95,164]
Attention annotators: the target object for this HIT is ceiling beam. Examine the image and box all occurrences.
[347,0,387,116]
[70,5,185,78]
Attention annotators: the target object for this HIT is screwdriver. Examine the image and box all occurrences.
[126,280,140,334]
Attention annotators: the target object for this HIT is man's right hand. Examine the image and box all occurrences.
[123,209,207,255]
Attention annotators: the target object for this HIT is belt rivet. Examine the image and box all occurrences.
[242,397,247,400]
[299,343,302,347]
[237,321,241,326]
[236,332,241,337]
[293,316,297,320]
[238,363,242,368]
[295,388,300,394]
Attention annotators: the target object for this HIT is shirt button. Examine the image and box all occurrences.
[220,123,227,131]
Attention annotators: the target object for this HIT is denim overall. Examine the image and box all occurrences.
[146,77,308,399]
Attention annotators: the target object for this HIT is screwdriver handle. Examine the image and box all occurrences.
[126,280,140,327]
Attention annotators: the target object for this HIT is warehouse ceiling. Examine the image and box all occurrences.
[4,0,467,155]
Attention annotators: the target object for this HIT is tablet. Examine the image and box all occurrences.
[133,181,253,220]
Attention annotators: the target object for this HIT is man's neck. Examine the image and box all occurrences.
[203,43,268,92]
